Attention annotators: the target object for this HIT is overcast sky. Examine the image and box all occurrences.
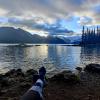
[0,0,100,36]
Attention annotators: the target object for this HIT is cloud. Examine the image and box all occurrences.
[91,5,100,25]
[7,17,73,35]
[78,16,93,25]
[0,0,95,20]
[0,0,99,35]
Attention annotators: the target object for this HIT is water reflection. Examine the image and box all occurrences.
[0,45,82,75]
[47,46,81,70]
[1,45,100,75]
[0,46,27,73]
[81,45,100,66]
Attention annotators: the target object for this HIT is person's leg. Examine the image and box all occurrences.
[29,79,44,99]
[21,67,46,100]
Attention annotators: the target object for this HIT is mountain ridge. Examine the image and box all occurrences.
[0,27,67,44]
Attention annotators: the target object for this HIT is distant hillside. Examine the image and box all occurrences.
[0,27,67,44]
[0,27,34,43]
[61,35,81,44]
[45,35,67,44]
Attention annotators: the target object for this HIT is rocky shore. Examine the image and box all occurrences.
[1,64,100,100]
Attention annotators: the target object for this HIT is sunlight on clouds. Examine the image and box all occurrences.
[0,8,8,16]
[26,29,48,37]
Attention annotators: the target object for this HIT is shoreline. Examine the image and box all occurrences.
[0,64,100,100]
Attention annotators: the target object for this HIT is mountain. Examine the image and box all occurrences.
[45,35,67,44]
[71,36,81,44]
[0,27,34,43]
[61,35,81,44]
[0,27,67,44]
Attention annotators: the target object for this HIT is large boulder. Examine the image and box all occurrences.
[84,64,100,73]
[50,70,80,84]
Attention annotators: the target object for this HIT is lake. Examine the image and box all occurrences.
[0,44,100,76]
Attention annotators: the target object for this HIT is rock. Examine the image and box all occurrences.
[50,70,72,81]
[0,77,9,87]
[84,64,100,73]
[4,69,24,77]
[8,77,18,85]
[61,70,72,74]
[26,69,38,75]
[8,97,18,100]
[0,74,9,87]
[50,71,80,84]
[1,89,8,94]
[19,82,31,90]
[16,69,24,76]
[76,67,82,72]
[16,68,22,73]
[67,74,80,83]
[50,71,71,81]
[0,74,4,80]
[5,69,16,77]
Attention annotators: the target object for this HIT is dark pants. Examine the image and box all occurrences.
[21,90,43,100]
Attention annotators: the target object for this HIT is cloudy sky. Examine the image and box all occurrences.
[0,0,100,36]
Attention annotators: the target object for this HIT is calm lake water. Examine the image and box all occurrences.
[0,44,100,76]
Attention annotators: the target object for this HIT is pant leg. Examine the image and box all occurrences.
[21,90,43,100]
